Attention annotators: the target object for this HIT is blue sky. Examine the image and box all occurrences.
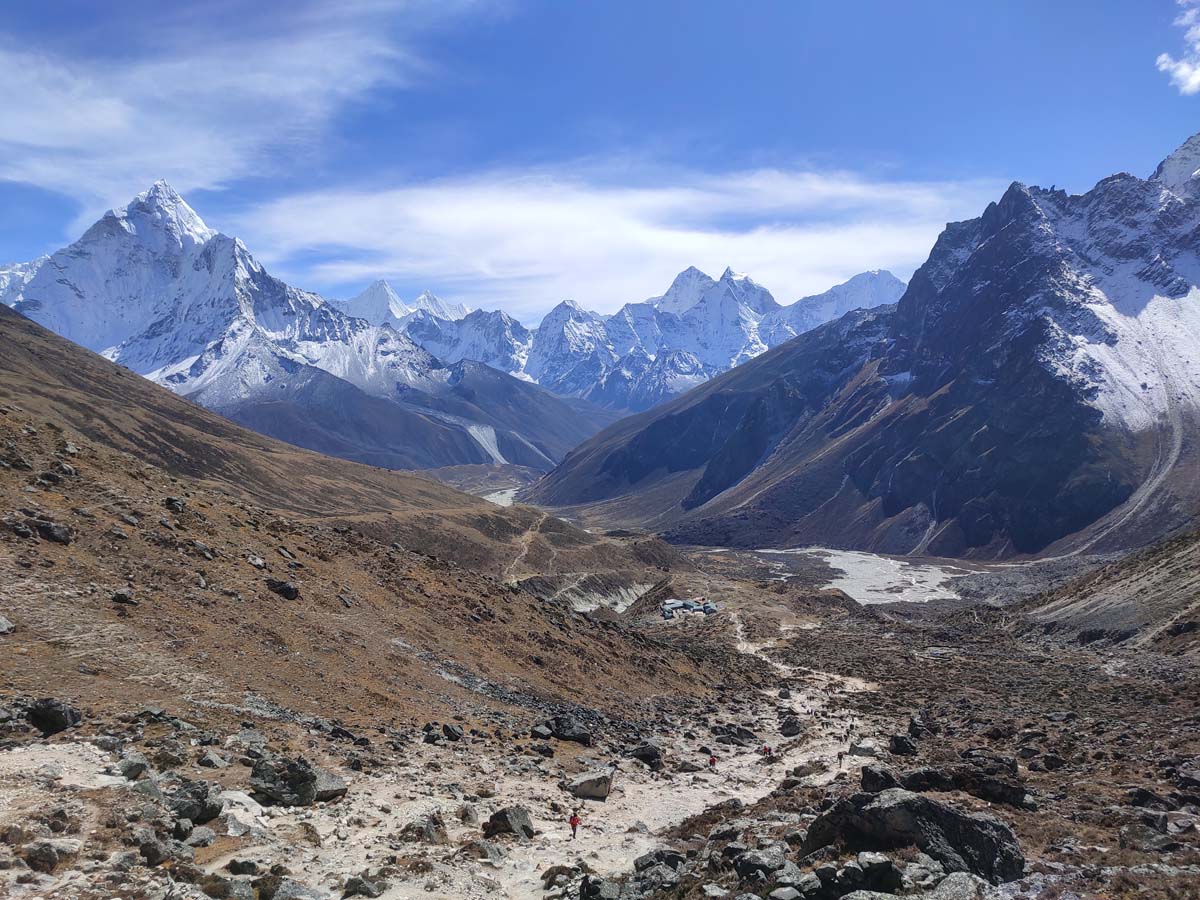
[1,0,1197,319]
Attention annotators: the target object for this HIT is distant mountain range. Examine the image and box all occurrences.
[0,183,615,471]
[368,266,905,412]
[0,184,908,481]
[527,131,1200,559]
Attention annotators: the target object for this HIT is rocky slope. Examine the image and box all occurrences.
[0,183,611,472]
[528,131,1200,559]
[1023,525,1200,650]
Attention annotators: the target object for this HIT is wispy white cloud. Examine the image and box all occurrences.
[234,164,1003,320]
[1157,0,1200,94]
[0,1,472,231]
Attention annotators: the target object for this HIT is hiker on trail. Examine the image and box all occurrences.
[837,750,845,768]
[569,810,581,840]
[708,754,718,771]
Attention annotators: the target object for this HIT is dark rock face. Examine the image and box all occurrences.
[860,764,900,793]
[35,520,73,544]
[541,714,593,746]
[26,698,82,735]
[628,741,664,771]
[265,579,300,600]
[897,766,1032,810]
[482,806,535,840]
[168,779,224,824]
[802,789,1024,884]
[889,734,917,756]
[250,756,319,806]
[733,847,786,879]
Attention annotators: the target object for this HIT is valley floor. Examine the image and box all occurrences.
[1,408,1198,900]
[3,538,1199,900]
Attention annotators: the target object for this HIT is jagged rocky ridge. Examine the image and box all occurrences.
[0,183,615,471]
[528,131,1200,558]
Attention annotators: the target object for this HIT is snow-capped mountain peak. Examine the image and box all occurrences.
[111,180,217,252]
[649,266,718,315]
[341,279,408,324]
[1150,130,1200,200]
[336,281,471,326]
[717,267,780,315]
[411,289,472,321]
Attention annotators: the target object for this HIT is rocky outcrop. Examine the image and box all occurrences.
[566,770,613,801]
[482,806,535,840]
[250,756,345,807]
[802,789,1024,884]
[25,698,82,735]
[860,760,1034,810]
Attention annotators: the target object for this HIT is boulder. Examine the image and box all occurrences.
[118,749,151,780]
[270,879,328,900]
[628,742,664,771]
[844,872,990,900]
[889,734,918,756]
[26,698,82,735]
[35,520,73,544]
[199,749,230,769]
[483,806,535,840]
[168,779,224,824]
[860,764,900,793]
[801,789,1024,884]
[0,615,13,634]
[849,739,881,758]
[314,768,348,802]
[543,714,593,746]
[634,849,686,872]
[462,839,506,865]
[960,748,1017,777]
[20,838,82,873]
[266,579,300,600]
[442,723,464,742]
[400,811,448,845]
[908,714,936,738]
[780,716,803,738]
[899,766,1033,810]
[713,724,758,747]
[251,756,319,806]
[733,847,786,879]
[580,877,622,900]
[566,770,613,800]
[343,875,385,898]
[131,825,174,866]
[1119,823,1185,852]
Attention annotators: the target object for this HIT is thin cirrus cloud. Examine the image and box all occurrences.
[0,1,458,232]
[235,166,1004,320]
[1157,0,1200,94]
